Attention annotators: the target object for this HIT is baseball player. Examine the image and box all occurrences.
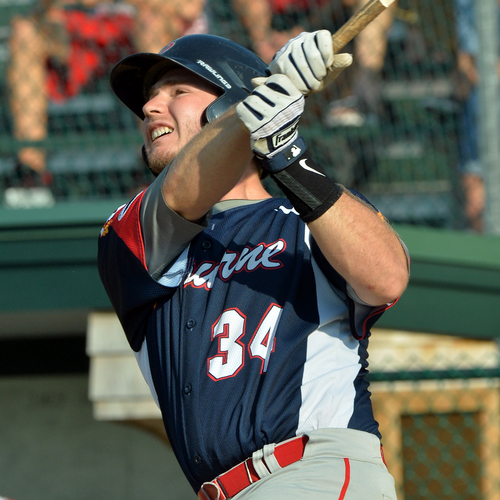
[98,31,408,499]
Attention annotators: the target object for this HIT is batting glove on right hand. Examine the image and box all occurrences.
[253,30,353,95]
[236,73,304,161]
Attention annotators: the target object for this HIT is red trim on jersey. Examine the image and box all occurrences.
[338,458,351,500]
[105,191,147,268]
[361,297,400,339]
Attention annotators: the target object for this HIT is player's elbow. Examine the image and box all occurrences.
[360,263,409,306]
[376,237,411,304]
[379,264,410,305]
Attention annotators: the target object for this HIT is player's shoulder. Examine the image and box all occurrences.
[100,190,146,237]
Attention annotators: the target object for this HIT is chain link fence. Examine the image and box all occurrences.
[1,0,499,233]
[369,330,500,500]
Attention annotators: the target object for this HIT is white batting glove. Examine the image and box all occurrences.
[236,73,304,158]
[253,30,353,95]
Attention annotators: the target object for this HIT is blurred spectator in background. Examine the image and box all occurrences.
[128,0,207,53]
[8,0,135,177]
[233,0,396,127]
[453,0,499,232]
[8,0,207,176]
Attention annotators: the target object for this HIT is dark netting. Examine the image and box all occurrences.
[0,0,497,233]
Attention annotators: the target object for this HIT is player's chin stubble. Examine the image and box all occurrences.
[146,121,203,176]
[146,148,175,176]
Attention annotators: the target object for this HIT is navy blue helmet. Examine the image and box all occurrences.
[110,34,269,123]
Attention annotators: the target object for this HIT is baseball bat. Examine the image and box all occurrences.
[251,0,395,92]
[331,0,396,52]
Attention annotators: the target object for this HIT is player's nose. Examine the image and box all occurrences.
[143,92,169,118]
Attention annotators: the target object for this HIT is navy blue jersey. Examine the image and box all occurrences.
[98,191,394,492]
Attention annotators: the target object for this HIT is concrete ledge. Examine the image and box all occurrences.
[86,312,160,422]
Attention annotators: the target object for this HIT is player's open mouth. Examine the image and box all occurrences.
[151,126,173,142]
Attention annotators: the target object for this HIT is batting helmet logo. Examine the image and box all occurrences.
[159,41,175,55]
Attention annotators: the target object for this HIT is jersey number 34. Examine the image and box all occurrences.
[208,304,283,381]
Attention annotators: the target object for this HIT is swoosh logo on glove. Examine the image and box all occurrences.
[299,159,325,177]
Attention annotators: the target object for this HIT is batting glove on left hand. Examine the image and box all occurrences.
[236,73,304,160]
[253,30,353,95]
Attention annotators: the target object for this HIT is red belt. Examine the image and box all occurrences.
[198,435,309,500]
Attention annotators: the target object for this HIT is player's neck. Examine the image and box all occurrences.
[220,181,271,202]
[220,165,271,202]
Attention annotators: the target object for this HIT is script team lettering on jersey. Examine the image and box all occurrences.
[184,239,286,289]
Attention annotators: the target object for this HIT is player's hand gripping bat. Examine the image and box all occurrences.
[252,0,396,94]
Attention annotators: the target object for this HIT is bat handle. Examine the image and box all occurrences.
[331,0,392,52]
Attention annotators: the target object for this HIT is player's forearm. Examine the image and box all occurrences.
[308,191,409,306]
[162,107,253,221]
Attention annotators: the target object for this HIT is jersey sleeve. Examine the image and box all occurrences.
[98,191,168,351]
[140,168,209,280]
[97,172,207,352]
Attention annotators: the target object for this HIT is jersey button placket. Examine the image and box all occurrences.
[183,383,192,395]
[186,318,196,329]
[194,453,202,465]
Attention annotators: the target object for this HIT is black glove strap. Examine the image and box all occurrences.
[271,150,343,223]
[259,136,307,173]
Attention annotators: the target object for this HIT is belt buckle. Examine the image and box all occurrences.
[198,480,226,500]
[198,435,308,500]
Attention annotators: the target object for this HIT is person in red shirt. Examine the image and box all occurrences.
[8,0,207,175]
